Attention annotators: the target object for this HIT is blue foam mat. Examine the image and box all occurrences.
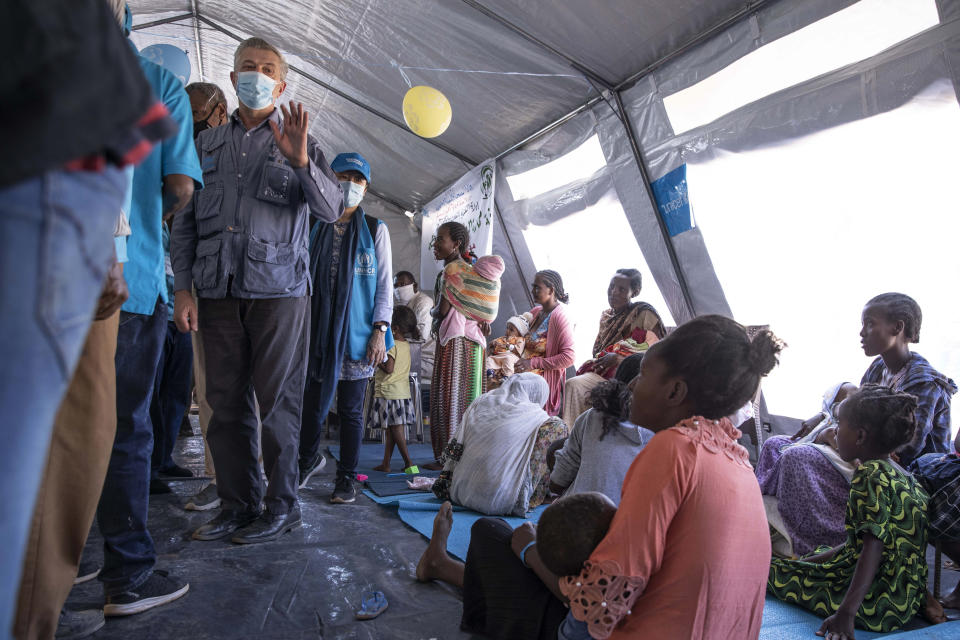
[759,597,960,639]
[327,443,437,469]
[396,497,548,561]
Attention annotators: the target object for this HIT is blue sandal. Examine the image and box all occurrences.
[355,590,388,620]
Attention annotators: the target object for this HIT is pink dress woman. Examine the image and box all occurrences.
[522,302,575,417]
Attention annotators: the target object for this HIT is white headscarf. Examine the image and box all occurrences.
[448,373,550,516]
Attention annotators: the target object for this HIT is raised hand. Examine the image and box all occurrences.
[270,100,309,168]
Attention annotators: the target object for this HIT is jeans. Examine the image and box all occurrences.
[150,321,193,474]
[302,378,368,478]
[14,313,119,639]
[97,297,167,595]
[0,168,123,635]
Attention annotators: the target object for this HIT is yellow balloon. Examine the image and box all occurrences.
[402,85,452,138]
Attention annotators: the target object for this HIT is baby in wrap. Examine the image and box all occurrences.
[485,312,532,384]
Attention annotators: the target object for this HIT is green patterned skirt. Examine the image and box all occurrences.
[767,459,929,632]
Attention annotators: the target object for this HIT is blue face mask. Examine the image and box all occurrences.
[340,180,365,208]
[236,71,276,110]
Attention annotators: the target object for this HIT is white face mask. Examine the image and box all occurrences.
[339,180,365,208]
[394,283,415,304]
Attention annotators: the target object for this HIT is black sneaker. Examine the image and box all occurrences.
[298,452,326,489]
[55,608,104,639]
[157,464,194,478]
[330,475,356,504]
[103,570,189,617]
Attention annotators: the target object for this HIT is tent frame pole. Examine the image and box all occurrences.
[131,13,195,31]
[611,89,697,321]
[191,1,205,81]
[488,0,774,161]
[457,0,615,89]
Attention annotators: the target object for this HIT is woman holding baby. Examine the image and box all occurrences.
[513,269,576,417]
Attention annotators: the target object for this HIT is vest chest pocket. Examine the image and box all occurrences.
[243,237,301,294]
[200,137,227,175]
[195,184,223,237]
[192,237,221,290]
[256,161,296,205]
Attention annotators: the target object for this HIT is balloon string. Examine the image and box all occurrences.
[133,28,591,83]
[392,60,413,89]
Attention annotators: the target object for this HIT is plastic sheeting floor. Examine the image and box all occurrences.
[67,423,472,640]
[66,421,960,639]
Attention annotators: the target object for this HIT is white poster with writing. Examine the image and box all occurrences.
[419,161,496,291]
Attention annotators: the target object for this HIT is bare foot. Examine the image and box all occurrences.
[372,463,390,472]
[416,502,454,582]
[422,461,444,471]
[941,584,960,611]
[924,589,948,623]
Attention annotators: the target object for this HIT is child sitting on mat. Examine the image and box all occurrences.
[537,492,618,640]
[372,306,421,474]
[485,312,532,384]
[768,384,932,636]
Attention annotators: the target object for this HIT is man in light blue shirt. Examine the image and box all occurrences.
[95,10,203,617]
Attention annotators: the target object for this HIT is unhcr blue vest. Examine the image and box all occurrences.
[346,211,394,361]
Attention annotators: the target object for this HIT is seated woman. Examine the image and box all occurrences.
[859,292,956,467]
[420,315,782,639]
[514,270,575,417]
[755,382,859,557]
[561,268,665,428]
[550,353,653,505]
[431,374,568,516]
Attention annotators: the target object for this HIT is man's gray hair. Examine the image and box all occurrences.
[186,82,228,109]
[234,37,289,81]
[106,0,127,26]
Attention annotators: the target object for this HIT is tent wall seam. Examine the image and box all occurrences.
[495,202,535,307]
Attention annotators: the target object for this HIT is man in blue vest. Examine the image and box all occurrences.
[299,152,394,504]
[171,37,343,545]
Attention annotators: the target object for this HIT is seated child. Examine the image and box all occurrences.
[414,492,616,640]
[768,384,930,635]
[485,312,531,383]
[537,492,618,640]
[371,306,421,474]
[550,353,654,504]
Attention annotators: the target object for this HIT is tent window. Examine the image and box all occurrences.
[520,189,675,363]
[663,0,940,134]
[505,135,607,201]
[688,79,960,427]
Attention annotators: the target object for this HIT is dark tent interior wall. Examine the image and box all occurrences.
[129,0,960,430]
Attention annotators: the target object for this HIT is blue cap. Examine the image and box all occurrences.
[331,152,371,183]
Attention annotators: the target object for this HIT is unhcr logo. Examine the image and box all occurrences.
[356,250,376,276]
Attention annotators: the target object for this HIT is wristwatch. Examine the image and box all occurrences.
[375,323,388,332]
